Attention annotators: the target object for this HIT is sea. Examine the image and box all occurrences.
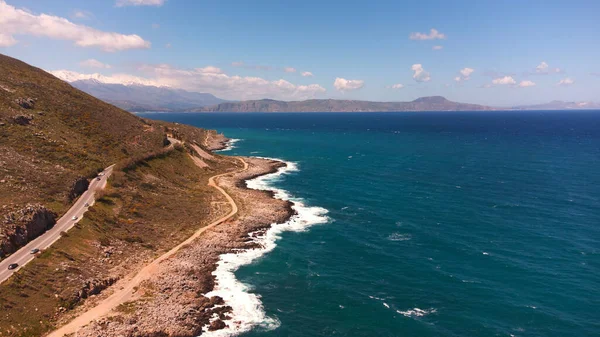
[138,111,600,337]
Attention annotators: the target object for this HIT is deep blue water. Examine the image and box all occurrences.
[140,111,600,337]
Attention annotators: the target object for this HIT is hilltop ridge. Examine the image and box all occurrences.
[191,96,493,112]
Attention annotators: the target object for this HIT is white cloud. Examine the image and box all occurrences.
[460,67,474,78]
[116,0,166,7]
[557,78,574,86]
[432,45,443,50]
[0,33,17,47]
[455,67,474,82]
[518,80,536,87]
[333,77,364,91]
[301,71,314,77]
[51,64,327,101]
[71,10,92,20]
[492,76,516,85]
[409,28,446,40]
[80,58,111,69]
[389,83,404,89]
[535,61,561,74]
[411,64,431,82]
[196,66,222,74]
[284,67,297,73]
[0,0,150,51]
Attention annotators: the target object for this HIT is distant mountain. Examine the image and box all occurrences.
[190,96,493,112]
[512,100,600,110]
[70,80,227,112]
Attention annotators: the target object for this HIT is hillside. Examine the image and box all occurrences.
[191,96,493,112]
[68,79,226,112]
[0,54,168,215]
[0,53,241,336]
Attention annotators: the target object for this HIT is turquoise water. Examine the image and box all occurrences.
[140,112,600,337]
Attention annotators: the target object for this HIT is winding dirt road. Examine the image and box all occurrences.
[47,157,248,337]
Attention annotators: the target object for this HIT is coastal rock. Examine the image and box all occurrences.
[69,177,90,201]
[74,157,293,337]
[0,204,57,257]
[208,319,226,331]
[15,97,36,109]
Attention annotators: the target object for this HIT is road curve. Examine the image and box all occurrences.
[0,165,115,284]
[47,157,248,337]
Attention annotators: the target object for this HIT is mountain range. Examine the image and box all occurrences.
[69,79,226,112]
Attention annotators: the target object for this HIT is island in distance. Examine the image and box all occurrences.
[59,79,600,113]
[190,96,493,112]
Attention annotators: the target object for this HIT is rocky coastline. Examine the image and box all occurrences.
[72,145,295,336]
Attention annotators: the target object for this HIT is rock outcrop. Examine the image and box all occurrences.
[68,177,90,201]
[12,114,33,125]
[15,97,36,109]
[78,277,118,300]
[0,204,57,257]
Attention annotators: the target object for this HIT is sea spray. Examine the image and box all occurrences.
[202,158,330,336]
[216,138,242,152]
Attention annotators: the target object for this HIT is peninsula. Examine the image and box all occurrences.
[0,53,292,336]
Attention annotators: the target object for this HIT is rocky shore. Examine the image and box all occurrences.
[73,156,294,336]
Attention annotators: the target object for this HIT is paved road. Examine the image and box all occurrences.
[0,165,114,284]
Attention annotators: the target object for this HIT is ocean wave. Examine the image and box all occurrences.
[216,138,242,152]
[202,158,330,336]
[397,307,437,318]
[387,232,412,241]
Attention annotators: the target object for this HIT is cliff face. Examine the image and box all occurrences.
[0,204,57,257]
[68,177,90,201]
[192,96,494,113]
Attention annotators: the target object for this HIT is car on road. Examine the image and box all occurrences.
[72,216,78,221]
[30,248,40,254]
[84,203,89,207]
[8,263,18,270]
[98,172,104,176]
[96,177,101,181]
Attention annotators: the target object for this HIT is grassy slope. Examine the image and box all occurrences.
[0,54,239,336]
[0,53,165,213]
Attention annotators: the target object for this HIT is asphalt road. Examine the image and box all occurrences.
[0,165,114,284]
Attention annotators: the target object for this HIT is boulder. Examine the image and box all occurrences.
[15,97,36,109]
[12,114,33,125]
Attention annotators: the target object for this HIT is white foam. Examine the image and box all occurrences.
[387,233,412,241]
[202,158,330,336]
[216,138,242,152]
[397,308,437,318]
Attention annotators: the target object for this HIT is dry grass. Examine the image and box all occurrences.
[0,147,237,337]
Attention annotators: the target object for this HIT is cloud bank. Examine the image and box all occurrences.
[51,64,327,101]
[0,0,150,51]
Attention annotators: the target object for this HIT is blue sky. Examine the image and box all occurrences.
[1,0,599,105]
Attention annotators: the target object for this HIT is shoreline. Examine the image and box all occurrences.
[64,137,303,336]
